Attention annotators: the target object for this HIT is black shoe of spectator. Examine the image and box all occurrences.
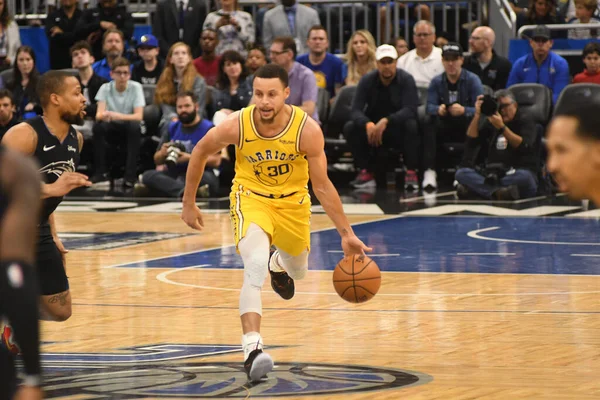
[492,185,520,201]
[90,173,110,188]
[456,183,474,200]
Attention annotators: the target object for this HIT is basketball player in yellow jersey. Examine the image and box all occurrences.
[181,64,372,382]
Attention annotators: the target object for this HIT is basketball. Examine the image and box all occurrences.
[332,254,381,303]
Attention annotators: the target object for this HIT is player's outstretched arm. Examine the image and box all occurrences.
[181,112,241,230]
[302,119,372,256]
[0,148,43,398]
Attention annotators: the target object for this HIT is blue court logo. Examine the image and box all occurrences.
[41,344,431,397]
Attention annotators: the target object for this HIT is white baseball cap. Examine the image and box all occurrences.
[375,44,398,61]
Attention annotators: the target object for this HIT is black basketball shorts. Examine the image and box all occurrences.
[36,235,69,296]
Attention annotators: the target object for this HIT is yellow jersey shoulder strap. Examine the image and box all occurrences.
[290,106,309,153]
[238,105,258,151]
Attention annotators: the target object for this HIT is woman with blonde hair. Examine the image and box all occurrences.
[342,30,377,86]
[155,42,207,136]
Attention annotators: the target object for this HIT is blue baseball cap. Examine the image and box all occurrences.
[138,34,159,48]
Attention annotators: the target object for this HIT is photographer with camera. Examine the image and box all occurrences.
[455,91,539,200]
[139,90,220,198]
[422,43,483,190]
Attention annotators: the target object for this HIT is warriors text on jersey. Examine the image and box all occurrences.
[234,105,309,197]
[26,116,80,225]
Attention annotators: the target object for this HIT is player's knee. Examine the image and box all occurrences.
[49,304,72,322]
[287,266,307,281]
[244,253,269,288]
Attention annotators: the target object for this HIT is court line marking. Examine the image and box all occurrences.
[468,226,600,246]
[571,254,600,257]
[399,191,456,203]
[156,266,600,297]
[71,302,600,315]
[326,250,400,257]
[456,253,515,256]
[106,214,405,268]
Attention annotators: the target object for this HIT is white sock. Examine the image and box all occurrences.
[242,331,263,361]
[269,250,285,273]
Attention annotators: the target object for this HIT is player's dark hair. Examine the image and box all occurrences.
[554,102,600,140]
[253,64,289,88]
[37,70,77,108]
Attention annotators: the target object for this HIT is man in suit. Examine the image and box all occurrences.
[262,0,320,56]
[73,0,134,62]
[153,0,208,59]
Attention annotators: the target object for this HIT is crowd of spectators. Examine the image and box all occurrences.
[0,0,599,201]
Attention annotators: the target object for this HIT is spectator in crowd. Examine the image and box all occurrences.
[568,0,600,39]
[517,0,564,38]
[0,89,17,140]
[0,0,20,71]
[45,0,82,70]
[92,28,126,81]
[155,42,207,138]
[193,28,220,87]
[344,44,420,190]
[269,36,319,122]
[435,32,450,48]
[397,21,444,89]
[131,34,164,85]
[246,45,267,75]
[74,0,134,61]
[297,25,344,99]
[71,40,108,138]
[510,0,531,14]
[153,0,207,59]
[573,41,600,83]
[212,50,253,125]
[464,26,512,91]
[507,25,570,104]
[140,91,219,197]
[7,46,40,119]
[455,91,539,200]
[423,43,484,190]
[342,29,377,86]
[92,57,145,189]
[203,0,255,57]
[262,0,320,55]
[392,36,409,58]
[380,3,430,45]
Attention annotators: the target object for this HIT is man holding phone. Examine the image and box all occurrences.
[422,42,483,190]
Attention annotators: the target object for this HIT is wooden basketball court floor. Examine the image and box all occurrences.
[37,200,600,399]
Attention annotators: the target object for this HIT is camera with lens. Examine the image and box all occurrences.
[165,142,187,168]
[483,163,507,186]
[480,94,498,117]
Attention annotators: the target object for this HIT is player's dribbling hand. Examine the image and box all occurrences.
[341,235,372,257]
[51,172,92,196]
[14,386,43,400]
[181,204,204,231]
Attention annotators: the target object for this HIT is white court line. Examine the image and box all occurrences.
[156,266,600,297]
[456,253,515,256]
[107,214,405,268]
[399,191,456,203]
[326,250,400,257]
[571,254,600,257]
[468,226,600,246]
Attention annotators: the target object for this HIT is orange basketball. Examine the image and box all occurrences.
[332,254,381,303]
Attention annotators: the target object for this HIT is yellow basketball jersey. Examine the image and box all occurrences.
[233,105,309,197]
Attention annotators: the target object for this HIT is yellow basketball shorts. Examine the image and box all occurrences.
[229,186,311,256]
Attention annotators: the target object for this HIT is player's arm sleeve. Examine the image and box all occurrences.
[0,261,41,377]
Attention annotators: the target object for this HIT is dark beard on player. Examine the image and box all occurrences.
[62,111,84,126]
